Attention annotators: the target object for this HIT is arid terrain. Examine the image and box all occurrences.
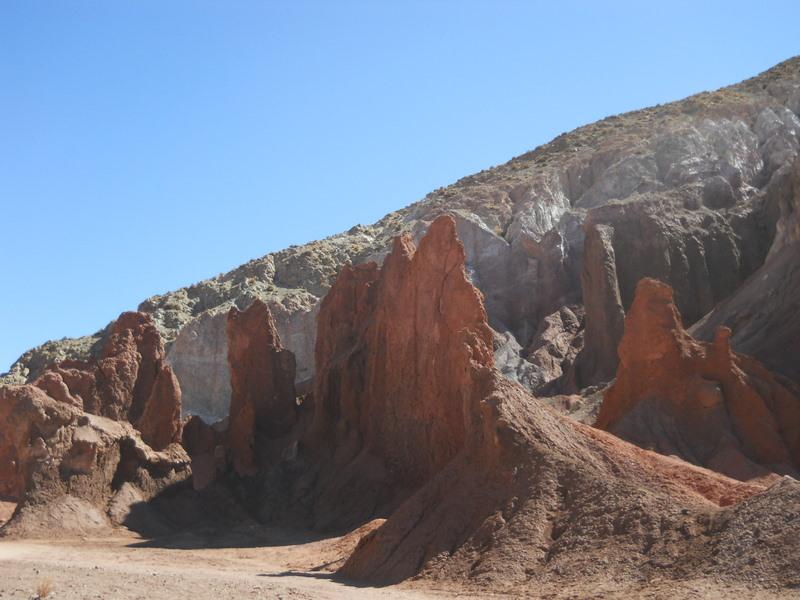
[0,534,793,600]
[2,57,800,599]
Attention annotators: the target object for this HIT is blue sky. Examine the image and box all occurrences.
[1,1,798,371]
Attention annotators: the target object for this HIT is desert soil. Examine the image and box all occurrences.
[0,529,791,600]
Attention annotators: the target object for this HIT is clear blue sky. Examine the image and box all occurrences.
[1,1,798,371]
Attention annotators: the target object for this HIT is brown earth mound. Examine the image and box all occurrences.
[596,278,800,481]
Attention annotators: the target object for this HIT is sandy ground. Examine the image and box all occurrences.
[0,529,793,600]
[0,529,460,600]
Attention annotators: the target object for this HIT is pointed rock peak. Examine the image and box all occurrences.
[226,299,297,476]
[227,299,283,351]
[617,278,693,365]
[597,278,800,481]
[418,214,468,271]
[309,213,493,507]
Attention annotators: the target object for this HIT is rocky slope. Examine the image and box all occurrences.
[4,57,800,424]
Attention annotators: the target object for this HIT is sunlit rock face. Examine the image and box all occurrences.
[597,278,800,482]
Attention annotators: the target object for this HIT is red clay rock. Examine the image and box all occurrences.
[135,363,183,451]
[330,247,766,585]
[311,215,494,488]
[226,300,297,476]
[31,312,182,452]
[181,415,225,490]
[0,385,73,499]
[0,381,190,538]
[596,278,800,480]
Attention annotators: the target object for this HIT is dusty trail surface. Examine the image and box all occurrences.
[0,531,448,600]
[0,533,792,600]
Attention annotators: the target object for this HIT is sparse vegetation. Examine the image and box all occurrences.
[34,577,53,599]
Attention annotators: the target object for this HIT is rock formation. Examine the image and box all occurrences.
[0,312,189,536]
[7,58,800,412]
[30,312,183,451]
[597,278,800,481]
[691,156,800,384]
[310,216,493,481]
[226,299,297,475]
[0,383,190,536]
[575,223,624,385]
[319,224,776,587]
[242,219,780,590]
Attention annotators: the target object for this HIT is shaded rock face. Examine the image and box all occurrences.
[691,157,800,384]
[181,415,225,491]
[309,216,494,496]
[31,312,182,451]
[0,383,190,535]
[582,192,765,327]
[575,223,624,385]
[226,300,297,476]
[596,278,800,481]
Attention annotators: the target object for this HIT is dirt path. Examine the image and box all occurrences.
[0,532,456,600]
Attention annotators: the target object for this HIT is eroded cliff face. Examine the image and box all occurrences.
[596,278,800,481]
[691,156,800,383]
[226,300,297,476]
[310,216,494,488]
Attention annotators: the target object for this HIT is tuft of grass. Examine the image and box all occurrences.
[35,578,53,599]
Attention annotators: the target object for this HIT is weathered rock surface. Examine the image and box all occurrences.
[226,300,297,475]
[0,383,190,536]
[575,223,624,385]
[691,157,800,384]
[7,58,800,409]
[596,278,800,481]
[29,312,182,451]
[310,216,493,490]
[327,228,782,589]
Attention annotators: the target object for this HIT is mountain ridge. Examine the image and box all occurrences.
[4,56,800,425]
